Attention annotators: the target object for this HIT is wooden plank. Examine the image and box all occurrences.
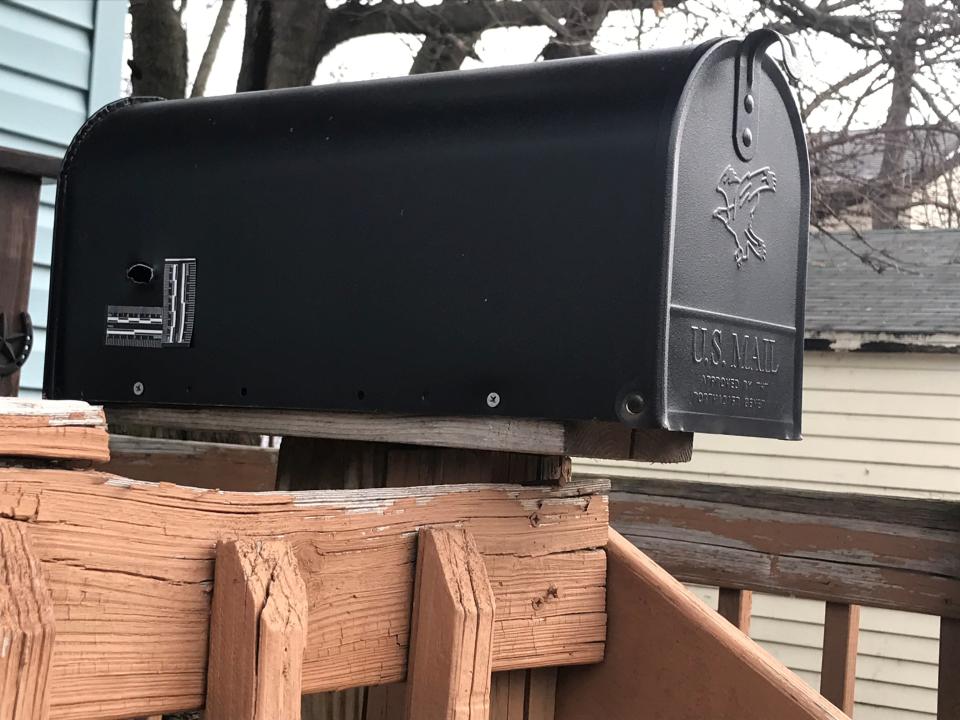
[555,529,849,720]
[404,528,494,720]
[0,399,109,462]
[524,668,558,720]
[206,538,307,720]
[820,602,860,715]
[105,435,277,491]
[0,147,61,179]
[0,171,41,397]
[0,467,607,719]
[718,588,753,633]
[939,616,960,720]
[609,478,960,617]
[489,671,525,719]
[277,437,570,493]
[0,519,55,720]
[364,685,403,720]
[107,406,692,462]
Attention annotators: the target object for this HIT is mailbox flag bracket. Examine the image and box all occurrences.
[734,29,800,162]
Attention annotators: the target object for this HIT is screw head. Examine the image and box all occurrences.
[623,393,645,415]
[744,93,755,113]
[133,381,144,396]
[741,127,753,148]
[486,392,501,408]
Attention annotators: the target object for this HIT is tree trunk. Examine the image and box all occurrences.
[129,0,188,99]
[871,0,925,230]
[237,0,329,92]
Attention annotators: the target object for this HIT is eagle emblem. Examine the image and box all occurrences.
[711,165,777,268]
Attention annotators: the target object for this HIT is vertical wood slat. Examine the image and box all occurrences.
[403,528,495,720]
[820,602,860,716]
[0,520,56,720]
[0,170,41,397]
[205,539,308,720]
[718,588,753,634]
[939,616,960,720]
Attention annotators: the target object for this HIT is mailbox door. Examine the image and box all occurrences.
[661,37,809,439]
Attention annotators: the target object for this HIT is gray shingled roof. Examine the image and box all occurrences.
[806,230,960,337]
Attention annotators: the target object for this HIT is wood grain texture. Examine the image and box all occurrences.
[0,171,41,397]
[0,468,606,719]
[0,520,55,720]
[718,588,753,633]
[279,437,569,720]
[820,603,859,716]
[0,148,61,179]
[938,616,960,720]
[609,477,960,617]
[489,671,526,720]
[106,435,277,491]
[107,406,691,462]
[0,399,109,462]
[404,529,494,720]
[555,530,850,720]
[524,668,558,720]
[206,539,307,720]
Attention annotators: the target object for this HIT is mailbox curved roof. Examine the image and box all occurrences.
[805,229,960,348]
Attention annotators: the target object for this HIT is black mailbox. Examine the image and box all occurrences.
[45,31,809,440]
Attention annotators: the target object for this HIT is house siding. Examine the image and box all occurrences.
[0,0,126,396]
[577,350,960,719]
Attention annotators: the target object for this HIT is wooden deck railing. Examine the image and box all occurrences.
[103,434,958,718]
[607,476,959,720]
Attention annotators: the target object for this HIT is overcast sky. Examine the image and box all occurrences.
[123,0,895,131]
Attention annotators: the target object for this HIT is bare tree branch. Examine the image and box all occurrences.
[191,0,235,97]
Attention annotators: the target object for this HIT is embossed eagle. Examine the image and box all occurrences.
[711,165,777,268]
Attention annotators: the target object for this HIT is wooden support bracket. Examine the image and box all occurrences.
[0,519,55,720]
[205,538,308,720]
[404,528,495,720]
[555,529,850,720]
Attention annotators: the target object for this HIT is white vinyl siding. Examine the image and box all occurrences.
[0,0,125,396]
[578,350,960,719]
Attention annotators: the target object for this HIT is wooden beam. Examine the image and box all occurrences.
[0,520,55,720]
[0,171,40,397]
[0,147,61,179]
[206,539,307,720]
[0,467,606,719]
[107,406,692,462]
[718,588,753,633]
[404,528,494,720]
[105,435,277,491]
[554,529,849,720]
[610,477,960,617]
[939,616,960,720]
[0,399,109,462]
[820,603,859,716]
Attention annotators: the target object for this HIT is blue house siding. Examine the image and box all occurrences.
[0,0,126,395]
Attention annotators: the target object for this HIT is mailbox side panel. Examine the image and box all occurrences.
[662,41,810,439]
[45,50,708,425]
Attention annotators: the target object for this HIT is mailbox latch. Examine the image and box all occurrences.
[734,29,799,162]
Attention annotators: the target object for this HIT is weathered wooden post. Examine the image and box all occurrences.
[0,148,59,397]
